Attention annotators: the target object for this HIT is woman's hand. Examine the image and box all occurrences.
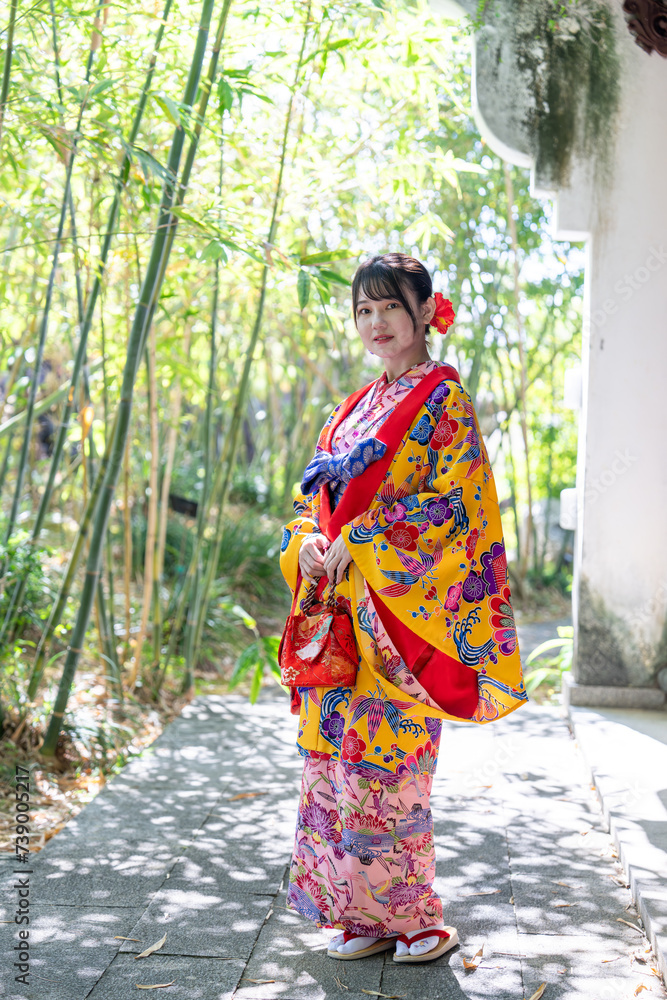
[299,534,329,582]
[323,535,353,585]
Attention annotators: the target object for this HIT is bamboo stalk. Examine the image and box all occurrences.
[26,407,119,700]
[0,333,30,424]
[17,0,175,688]
[187,2,313,685]
[151,322,192,689]
[127,323,160,689]
[86,0,236,695]
[0,0,18,149]
[39,0,223,757]
[155,323,191,590]
[1,1,107,555]
[12,0,173,531]
[181,133,223,684]
[122,436,132,664]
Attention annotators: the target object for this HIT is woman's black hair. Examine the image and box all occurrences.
[351,253,433,335]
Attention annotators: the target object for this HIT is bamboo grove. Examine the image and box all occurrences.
[0,0,583,755]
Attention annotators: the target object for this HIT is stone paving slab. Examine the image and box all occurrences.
[517,931,662,1000]
[567,703,667,984]
[118,884,278,961]
[172,835,290,899]
[1,695,667,1000]
[236,902,386,1000]
[86,952,246,1000]
[4,841,180,908]
[510,869,639,937]
[0,904,145,1000]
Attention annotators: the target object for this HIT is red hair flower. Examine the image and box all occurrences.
[430,292,455,335]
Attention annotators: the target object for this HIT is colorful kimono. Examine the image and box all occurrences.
[279,360,527,938]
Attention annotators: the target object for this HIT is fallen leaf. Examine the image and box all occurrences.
[463,945,484,969]
[617,917,642,932]
[360,992,406,998]
[526,984,547,1000]
[601,956,623,963]
[509,896,514,905]
[557,967,568,974]
[264,908,274,922]
[634,986,648,996]
[136,984,175,990]
[334,977,350,990]
[114,936,141,941]
[135,933,167,959]
[551,881,583,889]
[552,902,578,908]
[458,889,501,897]
[241,980,276,985]
[228,792,267,801]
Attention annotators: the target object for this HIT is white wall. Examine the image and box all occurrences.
[427,0,667,686]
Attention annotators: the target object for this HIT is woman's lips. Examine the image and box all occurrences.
[374,335,392,344]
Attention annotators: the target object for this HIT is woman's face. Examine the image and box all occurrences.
[355,284,435,363]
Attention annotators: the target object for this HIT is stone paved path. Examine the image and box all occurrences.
[1,695,666,1000]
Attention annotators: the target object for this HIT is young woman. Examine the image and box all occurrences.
[279,252,527,963]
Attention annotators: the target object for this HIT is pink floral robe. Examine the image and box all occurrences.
[287,362,447,937]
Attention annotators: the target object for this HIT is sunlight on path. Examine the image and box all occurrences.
[0,697,664,1000]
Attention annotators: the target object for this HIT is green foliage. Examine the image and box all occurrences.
[523,625,573,694]
[0,533,53,633]
[229,634,282,704]
[0,0,585,716]
[214,511,287,605]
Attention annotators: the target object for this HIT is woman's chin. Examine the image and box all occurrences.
[371,341,398,357]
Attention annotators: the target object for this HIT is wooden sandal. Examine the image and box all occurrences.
[392,926,458,963]
[327,931,397,960]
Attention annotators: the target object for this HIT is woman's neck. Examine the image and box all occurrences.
[384,348,432,383]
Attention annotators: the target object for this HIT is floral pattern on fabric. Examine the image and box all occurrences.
[288,754,443,935]
[280,360,527,933]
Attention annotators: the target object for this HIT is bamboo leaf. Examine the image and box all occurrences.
[297,268,310,309]
[217,77,234,113]
[201,240,228,263]
[300,249,353,264]
[261,635,282,677]
[315,266,350,287]
[90,78,113,97]
[231,603,256,628]
[134,933,167,960]
[153,93,181,126]
[130,144,168,181]
[525,637,572,663]
[229,643,260,688]
[249,659,263,704]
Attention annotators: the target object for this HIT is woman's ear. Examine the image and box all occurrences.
[422,296,436,326]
